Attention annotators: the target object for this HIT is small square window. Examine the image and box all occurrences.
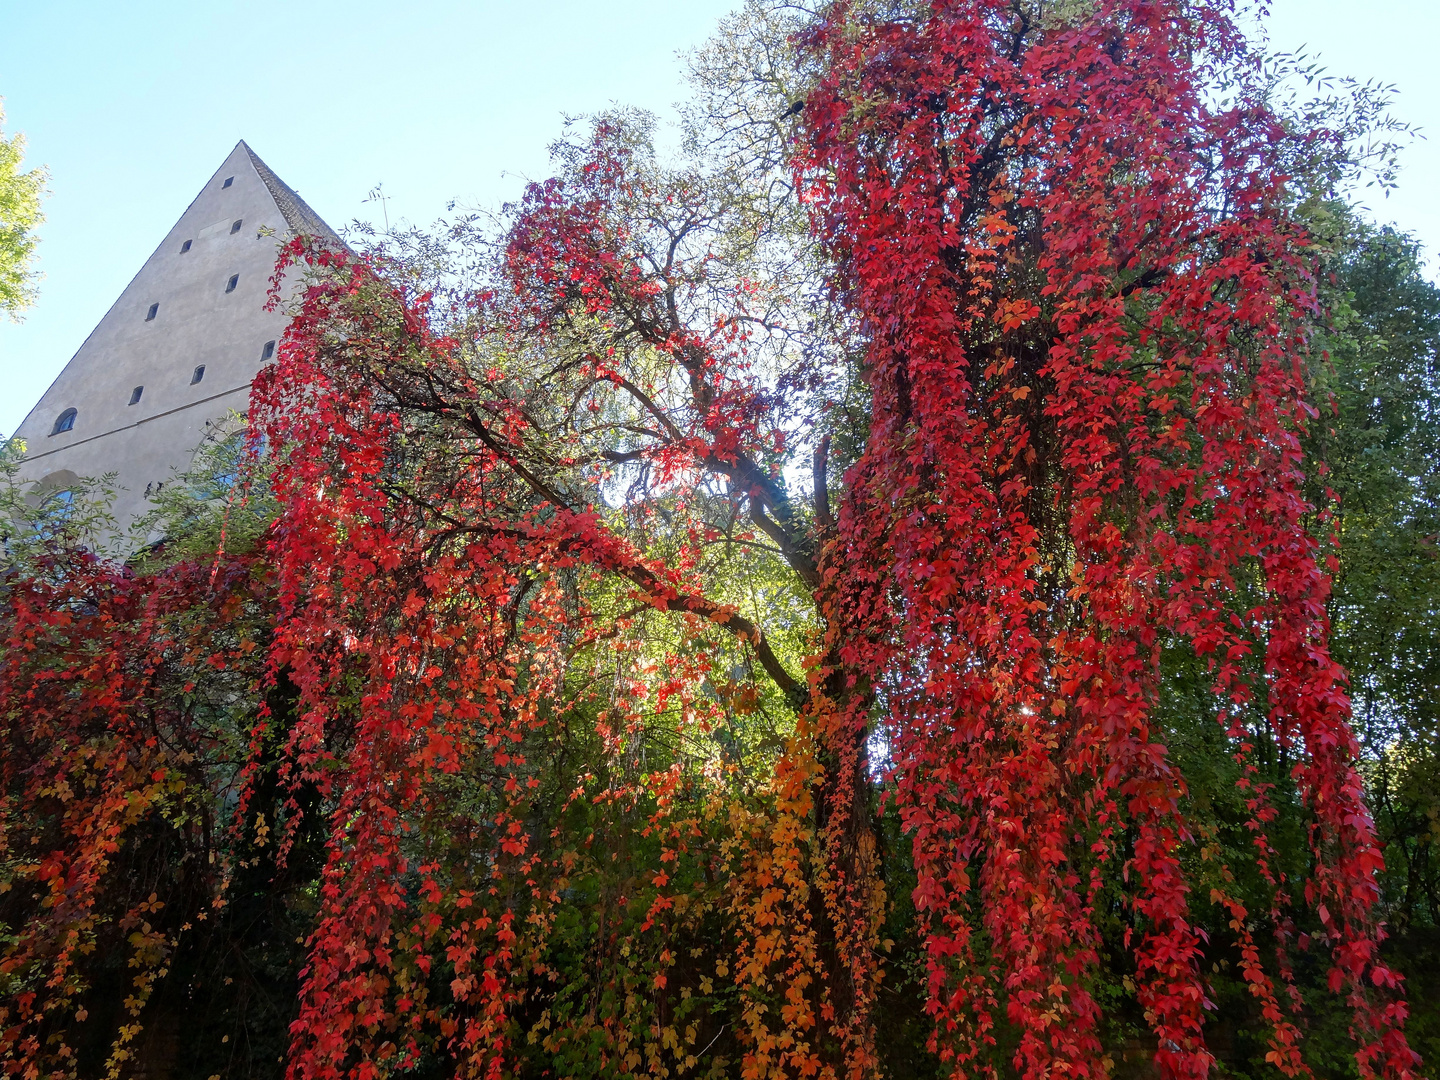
[261,340,277,361]
[222,176,234,189]
[146,302,159,321]
[230,219,243,234]
[226,274,239,293]
[128,386,143,406]
[180,239,192,253]
[191,365,206,385]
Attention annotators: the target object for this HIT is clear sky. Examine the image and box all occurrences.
[2,0,1436,438]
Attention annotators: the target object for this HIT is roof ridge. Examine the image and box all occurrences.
[241,142,344,248]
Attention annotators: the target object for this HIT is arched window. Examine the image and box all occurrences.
[33,472,80,518]
[180,239,193,253]
[191,365,206,385]
[50,409,77,435]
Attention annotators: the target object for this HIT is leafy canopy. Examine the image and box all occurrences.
[0,3,1433,1080]
[0,99,46,320]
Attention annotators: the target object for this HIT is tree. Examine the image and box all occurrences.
[0,99,46,320]
[795,2,1417,1075]
[1308,216,1440,1068]
[0,2,1430,1078]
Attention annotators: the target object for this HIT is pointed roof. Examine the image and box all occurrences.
[10,140,343,546]
[240,140,344,248]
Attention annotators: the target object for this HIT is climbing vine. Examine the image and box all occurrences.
[0,2,1425,1079]
[799,1,1419,1077]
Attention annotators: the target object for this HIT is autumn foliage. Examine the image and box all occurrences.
[0,2,1428,1079]
[801,1,1414,1077]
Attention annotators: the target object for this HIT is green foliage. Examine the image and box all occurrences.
[1313,218,1440,1067]
[0,436,121,573]
[0,99,46,320]
[1121,212,1440,1079]
[2,9,1438,1073]
[132,416,280,570]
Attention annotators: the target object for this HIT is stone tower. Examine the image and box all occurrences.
[9,141,339,540]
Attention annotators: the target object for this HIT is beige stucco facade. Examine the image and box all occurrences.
[9,141,338,543]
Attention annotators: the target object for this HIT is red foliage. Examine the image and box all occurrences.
[0,3,1424,1079]
[249,173,801,1074]
[800,0,1418,1077]
[0,547,268,1077]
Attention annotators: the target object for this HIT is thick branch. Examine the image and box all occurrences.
[751,502,819,589]
[813,434,833,534]
[445,405,807,707]
[608,554,806,708]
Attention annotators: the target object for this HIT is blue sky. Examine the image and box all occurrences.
[2,0,1436,437]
